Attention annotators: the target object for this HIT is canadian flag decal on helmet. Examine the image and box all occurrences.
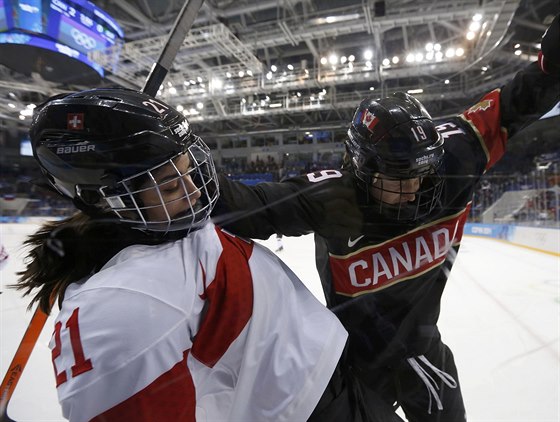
[362,110,379,131]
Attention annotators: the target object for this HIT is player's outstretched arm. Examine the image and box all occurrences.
[214,171,362,239]
[499,13,560,137]
[457,14,560,172]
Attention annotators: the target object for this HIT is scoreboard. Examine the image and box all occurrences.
[0,0,123,79]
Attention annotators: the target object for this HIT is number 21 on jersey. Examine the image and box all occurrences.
[51,307,93,386]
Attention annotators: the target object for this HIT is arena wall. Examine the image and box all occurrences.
[464,223,559,255]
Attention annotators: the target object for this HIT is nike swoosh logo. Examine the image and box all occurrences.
[347,235,365,248]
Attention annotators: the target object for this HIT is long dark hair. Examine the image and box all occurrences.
[14,211,165,314]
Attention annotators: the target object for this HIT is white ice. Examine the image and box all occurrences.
[1,223,558,421]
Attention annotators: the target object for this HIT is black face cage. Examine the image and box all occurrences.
[99,136,219,235]
[366,166,444,222]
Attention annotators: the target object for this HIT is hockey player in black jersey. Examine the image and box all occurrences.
[214,16,560,422]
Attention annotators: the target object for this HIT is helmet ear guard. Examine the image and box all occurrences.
[75,185,103,206]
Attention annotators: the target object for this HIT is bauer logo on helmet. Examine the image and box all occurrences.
[56,144,96,155]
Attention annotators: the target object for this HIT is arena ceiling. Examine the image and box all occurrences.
[0,0,557,141]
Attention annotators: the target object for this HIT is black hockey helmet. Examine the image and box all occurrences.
[30,88,219,234]
[345,92,444,220]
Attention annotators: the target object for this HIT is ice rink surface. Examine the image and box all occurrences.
[1,223,558,421]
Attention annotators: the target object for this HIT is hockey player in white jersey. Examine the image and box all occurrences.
[14,89,400,421]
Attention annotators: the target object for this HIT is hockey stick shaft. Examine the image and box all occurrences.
[0,1,204,419]
[142,0,205,96]
[0,306,49,417]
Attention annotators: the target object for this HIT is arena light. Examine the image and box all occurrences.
[469,21,481,32]
[212,78,223,90]
[310,14,360,25]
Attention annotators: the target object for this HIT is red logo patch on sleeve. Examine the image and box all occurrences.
[466,99,493,114]
[67,113,84,130]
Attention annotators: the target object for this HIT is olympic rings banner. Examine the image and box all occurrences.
[0,0,123,56]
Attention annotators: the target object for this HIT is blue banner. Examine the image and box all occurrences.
[463,223,515,241]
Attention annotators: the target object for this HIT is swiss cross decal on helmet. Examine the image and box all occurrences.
[30,88,219,234]
[345,92,445,221]
[67,113,84,130]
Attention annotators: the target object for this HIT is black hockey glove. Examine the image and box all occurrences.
[539,14,560,76]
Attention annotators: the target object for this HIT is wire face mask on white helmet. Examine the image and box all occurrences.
[30,88,219,235]
[345,92,445,221]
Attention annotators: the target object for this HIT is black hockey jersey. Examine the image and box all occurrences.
[214,61,559,373]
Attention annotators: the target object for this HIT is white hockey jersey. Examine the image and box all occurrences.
[49,222,347,421]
